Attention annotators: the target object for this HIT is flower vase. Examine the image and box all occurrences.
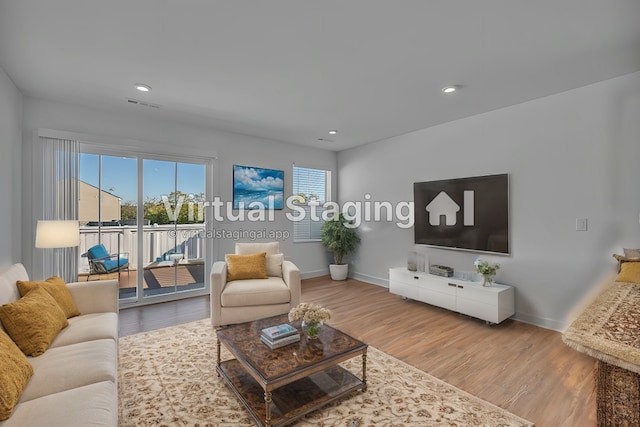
[301,320,323,339]
[481,274,493,287]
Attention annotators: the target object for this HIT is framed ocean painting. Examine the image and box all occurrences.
[233,165,284,209]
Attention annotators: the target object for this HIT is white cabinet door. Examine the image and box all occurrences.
[417,283,457,311]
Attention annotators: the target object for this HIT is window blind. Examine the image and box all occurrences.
[292,166,330,242]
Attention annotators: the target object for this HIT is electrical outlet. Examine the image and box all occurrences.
[576,218,588,231]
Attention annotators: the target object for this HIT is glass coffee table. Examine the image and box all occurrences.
[216,314,368,427]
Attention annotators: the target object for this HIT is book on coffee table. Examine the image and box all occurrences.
[260,332,301,349]
[261,323,298,340]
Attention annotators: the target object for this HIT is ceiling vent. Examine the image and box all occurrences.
[127,98,161,109]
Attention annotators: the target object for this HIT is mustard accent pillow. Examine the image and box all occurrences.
[616,262,640,284]
[0,287,69,356]
[17,276,80,318]
[225,252,268,281]
[612,254,640,272]
[0,330,34,421]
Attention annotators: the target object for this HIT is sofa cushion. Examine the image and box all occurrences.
[0,287,68,356]
[623,248,640,258]
[617,262,640,284]
[266,253,284,277]
[50,312,118,348]
[0,264,28,308]
[235,241,279,255]
[0,330,34,421]
[16,276,80,318]
[222,277,291,307]
[225,252,268,281]
[2,381,117,427]
[21,339,116,402]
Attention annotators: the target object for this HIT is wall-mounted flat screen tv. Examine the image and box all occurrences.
[413,174,509,254]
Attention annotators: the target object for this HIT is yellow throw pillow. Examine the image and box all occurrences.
[17,276,80,318]
[0,330,34,420]
[616,262,640,284]
[0,287,69,356]
[225,252,268,281]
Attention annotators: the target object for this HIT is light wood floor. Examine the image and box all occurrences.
[119,276,597,427]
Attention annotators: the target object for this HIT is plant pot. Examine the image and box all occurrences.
[329,264,348,281]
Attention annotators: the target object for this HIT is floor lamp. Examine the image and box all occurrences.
[35,220,80,282]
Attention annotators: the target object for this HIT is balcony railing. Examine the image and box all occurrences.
[78,224,205,274]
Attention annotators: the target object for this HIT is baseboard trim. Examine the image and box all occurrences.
[300,269,329,280]
[511,313,567,332]
[351,271,388,288]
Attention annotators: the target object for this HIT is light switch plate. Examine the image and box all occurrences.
[576,218,588,231]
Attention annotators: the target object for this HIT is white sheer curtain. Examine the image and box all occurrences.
[36,136,79,282]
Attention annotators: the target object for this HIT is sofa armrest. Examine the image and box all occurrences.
[282,260,301,308]
[66,279,119,314]
[210,261,227,326]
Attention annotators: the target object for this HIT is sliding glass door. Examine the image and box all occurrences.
[142,159,206,298]
[79,148,211,305]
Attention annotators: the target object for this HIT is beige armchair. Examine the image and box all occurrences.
[210,242,301,327]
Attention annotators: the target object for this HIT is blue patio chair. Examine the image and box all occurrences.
[85,243,130,281]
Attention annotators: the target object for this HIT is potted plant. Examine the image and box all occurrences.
[321,214,360,280]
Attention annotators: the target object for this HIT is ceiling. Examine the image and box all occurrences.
[1,1,639,151]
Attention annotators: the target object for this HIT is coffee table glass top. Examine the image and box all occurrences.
[216,314,366,383]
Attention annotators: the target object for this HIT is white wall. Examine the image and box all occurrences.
[0,65,22,267]
[21,97,337,278]
[338,71,640,331]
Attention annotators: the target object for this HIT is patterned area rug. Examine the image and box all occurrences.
[563,280,640,373]
[119,320,534,426]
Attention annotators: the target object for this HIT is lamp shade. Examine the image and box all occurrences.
[35,220,80,248]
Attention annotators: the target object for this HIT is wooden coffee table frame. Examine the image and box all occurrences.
[216,314,367,427]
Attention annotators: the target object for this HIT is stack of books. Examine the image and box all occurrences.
[260,323,300,349]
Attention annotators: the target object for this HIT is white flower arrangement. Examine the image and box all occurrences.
[288,302,332,324]
[474,257,500,277]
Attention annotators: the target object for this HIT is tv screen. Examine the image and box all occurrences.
[413,174,509,254]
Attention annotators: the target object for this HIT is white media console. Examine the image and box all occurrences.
[389,267,515,324]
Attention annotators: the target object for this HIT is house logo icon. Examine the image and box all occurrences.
[426,191,475,227]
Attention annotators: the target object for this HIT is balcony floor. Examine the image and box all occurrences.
[78,263,205,298]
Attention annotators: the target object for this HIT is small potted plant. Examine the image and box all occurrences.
[321,214,360,280]
[474,257,500,287]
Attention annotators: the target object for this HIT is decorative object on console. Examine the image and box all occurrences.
[288,302,332,339]
[321,213,360,280]
[408,251,428,272]
[474,257,500,287]
[429,264,453,277]
[407,251,417,271]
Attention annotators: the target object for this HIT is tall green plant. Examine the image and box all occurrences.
[321,214,360,265]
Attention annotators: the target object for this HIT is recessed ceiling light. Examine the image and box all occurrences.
[135,83,151,92]
[442,86,458,94]
[328,130,338,135]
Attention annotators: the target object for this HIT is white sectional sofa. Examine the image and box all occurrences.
[0,263,119,427]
